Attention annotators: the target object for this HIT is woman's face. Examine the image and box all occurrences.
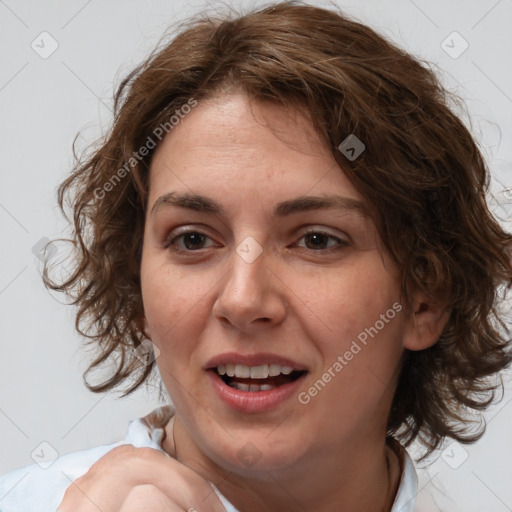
[140,92,409,474]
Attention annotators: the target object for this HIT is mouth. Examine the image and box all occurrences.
[211,363,308,392]
[204,353,309,412]
[205,353,309,411]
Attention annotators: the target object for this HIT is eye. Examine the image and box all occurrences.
[296,229,349,252]
[164,228,350,254]
[164,229,216,252]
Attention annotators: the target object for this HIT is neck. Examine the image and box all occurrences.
[166,416,402,512]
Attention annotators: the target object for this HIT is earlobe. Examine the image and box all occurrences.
[403,297,451,351]
[143,317,152,340]
[136,316,152,340]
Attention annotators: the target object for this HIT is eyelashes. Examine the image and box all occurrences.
[164,228,350,255]
[165,231,216,252]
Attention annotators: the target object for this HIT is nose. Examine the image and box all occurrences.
[212,239,287,332]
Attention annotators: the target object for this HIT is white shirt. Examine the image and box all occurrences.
[0,405,419,511]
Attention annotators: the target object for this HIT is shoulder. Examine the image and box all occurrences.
[0,440,127,512]
[0,405,175,512]
[390,439,464,512]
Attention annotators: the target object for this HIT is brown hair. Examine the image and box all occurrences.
[44,1,512,459]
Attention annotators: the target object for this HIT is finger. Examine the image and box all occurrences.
[58,446,226,512]
[119,484,183,512]
[109,447,226,511]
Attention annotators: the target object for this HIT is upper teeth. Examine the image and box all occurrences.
[216,364,295,379]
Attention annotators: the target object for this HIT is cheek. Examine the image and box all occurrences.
[141,262,201,340]
[141,268,207,397]
[307,254,401,345]
[302,261,404,428]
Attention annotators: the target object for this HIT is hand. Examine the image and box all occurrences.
[57,445,227,512]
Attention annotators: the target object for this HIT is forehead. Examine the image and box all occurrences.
[148,92,366,213]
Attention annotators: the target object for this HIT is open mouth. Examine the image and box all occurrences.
[211,364,308,392]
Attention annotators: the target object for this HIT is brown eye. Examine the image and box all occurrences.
[297,230,349,251]
[165,230,214,252]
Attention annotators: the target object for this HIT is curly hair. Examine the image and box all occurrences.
[44,0,512,459]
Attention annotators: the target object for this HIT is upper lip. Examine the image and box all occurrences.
[204,352,308,371]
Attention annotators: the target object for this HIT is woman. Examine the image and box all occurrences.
[1,2,511,511]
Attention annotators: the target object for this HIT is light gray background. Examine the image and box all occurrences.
[0,0,511,510]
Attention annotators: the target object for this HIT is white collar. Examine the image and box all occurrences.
[389,439,419,511]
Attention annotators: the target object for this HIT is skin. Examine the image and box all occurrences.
[140,91,449,512]
[58,445,227,512]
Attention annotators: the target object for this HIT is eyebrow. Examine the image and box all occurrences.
[150,192,368,218]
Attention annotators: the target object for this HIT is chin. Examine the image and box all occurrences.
[207,432,305,477]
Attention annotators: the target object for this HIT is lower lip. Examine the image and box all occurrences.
[207,370,307,413]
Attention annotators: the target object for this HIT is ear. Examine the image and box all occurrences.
[135,314,152,340]
[402,293,451,351]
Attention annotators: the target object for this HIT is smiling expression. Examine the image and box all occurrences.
[140,91,409,473]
